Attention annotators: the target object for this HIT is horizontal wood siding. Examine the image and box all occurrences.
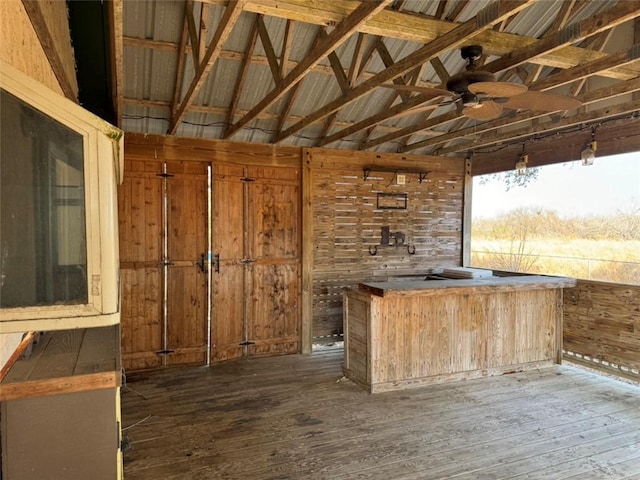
[310,149,465,339]
[564,280,640,381]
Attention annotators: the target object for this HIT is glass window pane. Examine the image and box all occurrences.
[1,89,87,307]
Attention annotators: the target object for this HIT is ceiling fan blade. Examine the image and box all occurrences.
[462,101,503,121]
[379,84,454,97]
[503,91,582,111]
[468,81,528,98]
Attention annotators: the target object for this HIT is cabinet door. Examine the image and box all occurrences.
[165,161,209,366]
[119,160,210,369]
[211,164,245,362]
[118,161,163,370]
[211,164,301,362]
[246,166,301,356]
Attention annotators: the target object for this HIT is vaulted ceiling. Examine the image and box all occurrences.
[111,0,640,171]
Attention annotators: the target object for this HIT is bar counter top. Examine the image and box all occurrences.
[358,275,576,298]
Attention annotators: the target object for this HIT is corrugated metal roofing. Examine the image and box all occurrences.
[120,0,640,154]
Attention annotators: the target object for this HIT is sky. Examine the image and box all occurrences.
[472,151,640,219]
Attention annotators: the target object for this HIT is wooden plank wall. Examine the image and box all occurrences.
[308,149,465,340]
[564,280,640,381]
[124,135,466,349]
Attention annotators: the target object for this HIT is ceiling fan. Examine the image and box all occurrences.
[381,45,582,121]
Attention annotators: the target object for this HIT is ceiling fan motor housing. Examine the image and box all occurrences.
[446,45,496,95]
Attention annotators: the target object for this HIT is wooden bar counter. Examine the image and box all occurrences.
[343,275,575,393]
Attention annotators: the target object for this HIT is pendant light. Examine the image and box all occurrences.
[581,126,597,166]
[515,143,528,175]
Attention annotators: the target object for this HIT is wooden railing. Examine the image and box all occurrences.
[563,279,640,382]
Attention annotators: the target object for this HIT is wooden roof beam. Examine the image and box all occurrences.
[200,0,631,75]
[168,0,246,135]
[223,0,393,140]
[185,0,201,66]
[21,0,78,101]
[277,0,535,144]
[257,14,283,87]
[226,14,259,126]
[359,3,640,151]
[481,0,640,75]
[280,20,295,78]
[108,0,124,126]
[171,1,192,119]
[123,34,640,83]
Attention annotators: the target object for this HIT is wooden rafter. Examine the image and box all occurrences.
[185,0,201,66]
[274,25,324,140]
[317,28,352,145]
[226,14,259,126]
[223,0,393,139]
[347,32,366,88]
[257,14,283,87]
[171,1,192,118]
[123,33,639,83]
[21,0,78,101]
[357,2,640,151]
[482,1,640,75]
[108,0,124,126]
[568,29,614,97]
[445,0,470,21]
[277,1,535,144]
[322,37,425,147]
[168,0,245,135]
[197,0,638,76]
[280,20,295,78]
[198,3,210,66]
[434,0,448,21]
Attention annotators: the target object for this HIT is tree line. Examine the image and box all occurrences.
[473,205,640,242]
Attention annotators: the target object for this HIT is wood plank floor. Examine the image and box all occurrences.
[121,348,640,480]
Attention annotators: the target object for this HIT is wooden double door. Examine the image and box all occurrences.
[119,160,300,370]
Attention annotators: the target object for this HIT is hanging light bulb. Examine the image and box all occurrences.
[581,126,597,166]
[515,143,528,175]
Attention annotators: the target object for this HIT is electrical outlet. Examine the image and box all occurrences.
[396,174,406,185]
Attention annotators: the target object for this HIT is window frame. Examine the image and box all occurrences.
[0,61,123,333]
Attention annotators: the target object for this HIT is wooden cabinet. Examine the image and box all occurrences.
[343,276,575,393]
[0,326,122,479]
[119,159,302,368]
[119,161,210,369]
[211,164,301,362]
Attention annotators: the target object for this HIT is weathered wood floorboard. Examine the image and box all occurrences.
[122,349,640,480]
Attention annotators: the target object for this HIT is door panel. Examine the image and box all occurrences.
[211,164,301,362]
[119,160,210,370]
[166,162,209,366]
[118,162,163,370]
[211,164,245,362]
[247,262,300,356]
[247,168,300,356]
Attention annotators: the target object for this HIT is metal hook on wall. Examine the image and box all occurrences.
[407,245,416,255]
